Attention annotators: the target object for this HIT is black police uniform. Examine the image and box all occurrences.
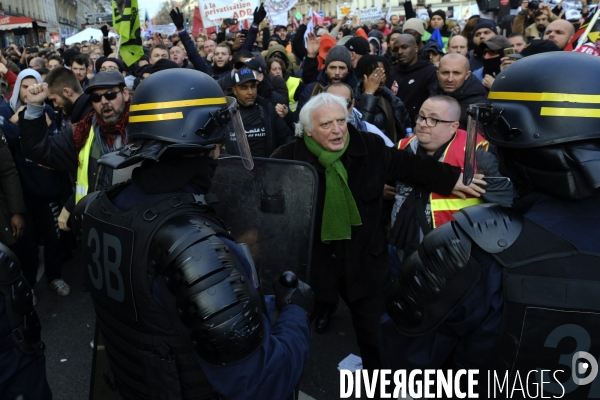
[381,52,600,398]
[0,243,51,399]
[73,69,313,400]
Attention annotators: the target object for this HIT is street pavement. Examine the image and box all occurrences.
[36,252,364,400]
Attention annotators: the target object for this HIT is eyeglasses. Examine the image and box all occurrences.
[416,115,455,127]
[100,66,119,72]
[90,89,122,103]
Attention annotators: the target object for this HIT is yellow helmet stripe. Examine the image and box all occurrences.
[129,112,184,123]
[130,97,227,112]
[541,107,600,118]
[488,92,600,104]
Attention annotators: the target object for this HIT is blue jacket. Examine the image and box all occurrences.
[380,192,600,370]
[112,182,311,400]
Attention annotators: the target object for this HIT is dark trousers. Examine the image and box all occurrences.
[11,197,62,287]
[338,283,385,372]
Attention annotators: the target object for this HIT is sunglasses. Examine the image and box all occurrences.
[90,89,122,103]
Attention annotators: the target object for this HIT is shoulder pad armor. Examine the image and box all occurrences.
[386,220,480,336]
[0,243,20,284]
[152,214,264,366]
[453,204,523,253]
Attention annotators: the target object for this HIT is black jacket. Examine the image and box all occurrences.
[271,126,460,302]
[225,95,294,158]
[388,57,438,121]
[353,86,412,143]
[0,131,25,246]
[429,75,488,130]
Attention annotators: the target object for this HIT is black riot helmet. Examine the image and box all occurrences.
[100,68,253,170]
[464,52,600,200]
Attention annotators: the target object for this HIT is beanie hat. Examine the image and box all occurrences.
[403,18,426,36]
[150,58,180,74]
[63,48,80,67]
[431,10,446,23]
[324,46,352,70]
[473,18,497,35]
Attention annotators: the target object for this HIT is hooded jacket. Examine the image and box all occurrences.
[429,74,488,129]
[0,69,63,200]
[266,44,299,75]
[388,57,438,121]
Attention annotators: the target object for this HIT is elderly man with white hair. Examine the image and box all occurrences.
[271,92,486,375]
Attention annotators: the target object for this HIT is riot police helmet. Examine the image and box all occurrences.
[465,52,600,200]
[99,68,253,170]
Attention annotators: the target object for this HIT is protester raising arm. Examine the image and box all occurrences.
[242,3,267,52]
[169,8,212,73]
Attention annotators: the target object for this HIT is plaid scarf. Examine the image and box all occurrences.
[73,102,130,152]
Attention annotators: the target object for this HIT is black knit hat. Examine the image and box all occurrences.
[432,10,446,23]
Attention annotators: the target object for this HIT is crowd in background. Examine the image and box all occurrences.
[0,0,595,386]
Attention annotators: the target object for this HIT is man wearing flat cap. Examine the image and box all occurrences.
[18,70,131,231]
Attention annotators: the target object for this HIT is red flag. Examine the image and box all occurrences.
[192,6,203,36]
[565,9,600,51]
[206,26,217,37]
[313,10,324,26]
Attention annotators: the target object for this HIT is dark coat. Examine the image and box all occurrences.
[388,57,438,121]
[353,86,413,143]
[271,126,460,302]
[225,95,294,157]
[429,74,488,130]
[0,131,25,246]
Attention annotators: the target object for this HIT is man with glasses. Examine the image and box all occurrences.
[18,71,130,234]
[389,95,515,270]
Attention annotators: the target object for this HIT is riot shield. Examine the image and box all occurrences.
[211,157,318,294]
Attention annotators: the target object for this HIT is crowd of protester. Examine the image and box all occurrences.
[0,0,594,393]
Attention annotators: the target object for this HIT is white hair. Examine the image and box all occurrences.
[295,93,348,137]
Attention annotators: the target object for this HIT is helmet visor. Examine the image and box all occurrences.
[225,97,254,171]
[464,104,486,186]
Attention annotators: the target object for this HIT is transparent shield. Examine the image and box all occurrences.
[211,157,318,294]
[226,97,254,170]
[464,104,484,186]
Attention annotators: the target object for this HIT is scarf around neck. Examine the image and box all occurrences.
[304,133,361,242]
[73,101,130,152]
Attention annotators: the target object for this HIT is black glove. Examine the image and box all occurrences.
[253,3,267,26]
[169,7,185,31]
[100,25,109,38]
[273,271,314,314]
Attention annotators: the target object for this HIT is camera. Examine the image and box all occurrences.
[528,0,540,9]
[224,18,238,26]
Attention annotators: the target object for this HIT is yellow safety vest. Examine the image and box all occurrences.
[398,129,488,228]
[75,126,95,204]
[286,76,301,110]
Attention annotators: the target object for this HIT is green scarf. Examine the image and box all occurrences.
[304,134,362,242]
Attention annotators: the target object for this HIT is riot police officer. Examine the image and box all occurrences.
[380,52,600,397]
[73,69,314,400]
[0,243,51,399]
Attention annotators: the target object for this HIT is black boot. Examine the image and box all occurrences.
[315,302,337,334]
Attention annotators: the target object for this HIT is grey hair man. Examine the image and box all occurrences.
[275,92,485,373]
